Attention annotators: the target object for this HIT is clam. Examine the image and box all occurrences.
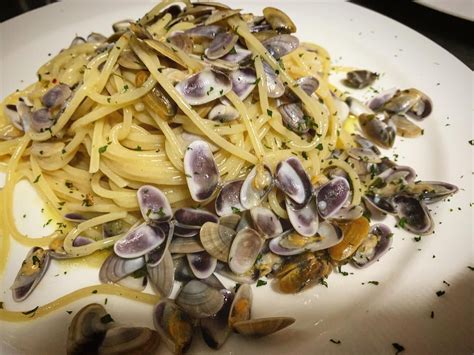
[63,212,99,222]
[205,32,239,59]
[208,103,240,122]
[240,164,273,209]
[98,326,160,354]
[117,273,148,292]
[219,214,241,230]
[183,140,219,202]
[286,197,319,237]
[114,222,166,258]
[175,208,218,227]
[4,103,27,131]
[233,317,295,337]
[117,49,145,70]
[201,289,234,349]
[278,103,308,134]
[215,262,259,284]
[343,70,378,89]
[176,280,225,318]
[366,87,397,111]
[99,253,145,284]
[112,19,132,33]
[353,133,381,155]
[184,25,224,40]
[153,300,193,354]
[262,34,299,59]
[229,68,257,100]
[330,205,364,222]
[228,228,264,275]
[407,89,432,120]
[384,89,432,120]
[215,180,245,216]
[187,251,217,279]
[147,249,174,297]
[358,113,396,149]
[316,176,351,218]
[275,157,312,207]
[69,36,86,47]
[204,9,241,25]
[363,194,396,217]
[42,84,72,109]
[250,206,283,239]
[254,251,283,277]
[72,236,94,247]
[269,221,342,255]
[11,247,50,302]
[295,76,319,96]
[263,62,285,98]
[67,304,112,355]
[30,108,54,133]
[181,132,219,153]
[174,223,200,238]
[228,284,252,326]
[200,222,236,262]
[145,222,174,266]
[169,236,205,254]
[389,114,423,138]
[87,32,107,43]
[404,181,458,204]
[393,195,433,235]
[352,223,392,268]
[167,32,193,53]
[143,82,177,118]
[263,7,296,34]
[137,185,172,223]
[348,147,382,163]
[221,44,252,64]
[275,252,332,293]
[329,217,369,261]
[346,96,373,116]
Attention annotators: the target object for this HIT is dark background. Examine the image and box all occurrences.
[1,0,473,69]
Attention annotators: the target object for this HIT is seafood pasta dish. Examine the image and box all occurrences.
[0,0,458,353]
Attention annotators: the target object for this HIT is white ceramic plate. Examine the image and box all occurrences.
[415,0,474,21]
[1,1,473,354]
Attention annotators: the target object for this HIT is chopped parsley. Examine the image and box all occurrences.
[413,236,421,242]
[266,109,273,117]
[436,290,445,297]
[104,298,108,305]
[330,339,341,344]
[133,145,142,151]
[256,279,267,287]
[82,196,93,207]
[302,152,308,160]
[92,290,98,294]
[32,255,41,266]
[156,207,165,217]
[100,314,114,324]
[98,145,108,154]
[231,206,241,214]
[368,281,379,286]
[234,283,241,292]
[65,181,74,189]
[320,278,328,287]
[398,217,407,228]
[253,77,261,85]
[337,265,349,276]
[392,343,405,354]
[469,139,473,145]
[43,219,52,228]
[122,84,129,92]
[315,143,323,151]
[66,310,73,315]
[430,311,434,318]
[468,266,474,271]
[206,86,214,96]
[33,175,41,183]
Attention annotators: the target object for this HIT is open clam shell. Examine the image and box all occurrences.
[205,32,239,59]
[201,289,234,349]
[145,222,174,267]
[240,165,273,210]
[250,206,283,239]
[184,140,220,202]
[11,247,51,302]
[352,223,393,268]
[176,280,225,319]
[315,176,351,219]
[99,253,145,284]
[170,236,205,254]
[233,317,295,337]
[175,208,219,227]
[229,68,257,100]
[98,326,160,354]
[262,34,299,59]
[187,251,217,279]
[228,284,252,327]
[215,180,245,216]
[175,69,232,105]
[286,197,319,237]
[393,194,434,235]
[147,249,174,297]
[200,222,236,262]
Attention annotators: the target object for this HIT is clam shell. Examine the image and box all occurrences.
[145,222,174,267]
[275,157,312,207]
[205,32,239,59]
[187,251,217,279]
[233,317,295,336]
[286,197,319,237]
[262,34,299,59]
[250,206,283,239]
[184,140,219,202]
[200,222,236,262]
[175,69,232,105]
[343,70,378,89]
[316,176,351,218]
[263,7,296,34]
[263,62,285,98]
[228,284,252,327]
[169,236,205,254]
[114,223,166,259]
[98,326,160,354]
[393,194,434,235]
[228,228,264,275]
[137,185,172,223]
[42,84,72,108]
[358,113,396,149]
[240,165,273,210]
[99,253,145,284]
[229,68,257,100]
[218,214,241,230]
[147,249,174,297]
[215,179,245,216]
[201,289,234,349]
[176,280,225,319]
[352,223,392,268]
[174,208,218,227]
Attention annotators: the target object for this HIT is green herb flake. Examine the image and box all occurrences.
[398,217,407,228]
[430,311,434,318]
[256,279,267,287]
[43,219,52,228]
[104,298,108,305]
[253,77,261,85]
[320,278,328,287]
[100,314,114,324]
[468,266,474,271]
[92,290,98,294]
[469,139,473,145]
[316,143,324,151]
[392,343,405,354]
[0,302,3,309]
[368,281,379,286]
[206,86,214,96]
[413,236,421,242]
[266,109,273,117]
[123,84,129,92]
[234,283,241,292]
[436,290,445,297]
[330,339,341,344]
[156,207,165,217]
[231,206,241,213]
[107,97,111,103]
[98,145,108,154]
[66,310,73,315]
[337,265,349,276]
[302,152,308,160]
[33,175,41,183]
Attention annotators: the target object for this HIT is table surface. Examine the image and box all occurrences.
[1,0,473,68]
